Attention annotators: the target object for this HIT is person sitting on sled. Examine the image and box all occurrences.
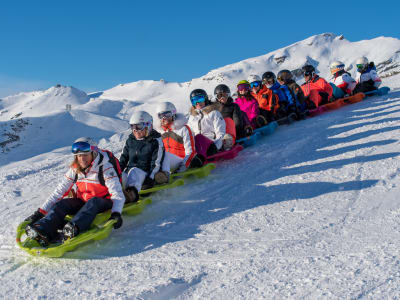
[24,137,125,247]
[156,101,204,173]
[235,80,267,128]
[300,65,333,109]
[329,60,357,99]
[248,74,279,123]
[276,70,307,120]
[353,56,382,94]
[119,110,170,203]
[213,84,253,140]
[187,89,227,158]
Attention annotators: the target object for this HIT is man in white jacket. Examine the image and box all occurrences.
[187,89,226,158]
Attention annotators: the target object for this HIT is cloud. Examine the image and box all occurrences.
[0,74,50,98]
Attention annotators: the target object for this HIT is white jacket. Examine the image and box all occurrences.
[332,72,357,94]
[187,103,226,150]
[156,113,196,168]
[356,68,382,88]
[41,150,125,214]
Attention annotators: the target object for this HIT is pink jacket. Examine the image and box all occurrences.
[234,96,259,128]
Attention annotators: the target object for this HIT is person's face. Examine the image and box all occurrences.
[304,74,311,81]
[161,116,173,127]
[195,101,206,109]
[77,152,93,169]
[252,85,261,93]
[277,79,284,85]
[238,89,248,96]
[216,93,229,104]
[133,128,147,139]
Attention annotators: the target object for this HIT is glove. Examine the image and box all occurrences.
[154,171,170,184]
[109,212,123,229]
[142,176,155,190]
[244,125,253,137]
[24,209,44,224]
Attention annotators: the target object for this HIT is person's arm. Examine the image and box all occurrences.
[40,168,76,213]
[211,110,226,150]
[370,69,382,88]
[118,140,130,172]
[103,166,125,214]
[181,126,196,168]
[149,137,164,179]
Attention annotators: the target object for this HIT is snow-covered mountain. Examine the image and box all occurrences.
[1,33,400,298]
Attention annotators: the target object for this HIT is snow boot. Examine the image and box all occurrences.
[25,224,50,247]
[124,186,139,203]
[154,171,170,185]
[62,222,79,242]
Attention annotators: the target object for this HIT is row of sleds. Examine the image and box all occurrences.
[16,86,390,257]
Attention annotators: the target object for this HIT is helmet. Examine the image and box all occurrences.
[330,60,345,75]
[356,56,369,72]
[247,75,262,83]
[214,84,231,96]
[129,111,153,133]
[277,70,293,83]
[190,89,210,106]
[237,80,251,92]
[156,102,177,115]
[302,65,315,77]
[71,137,98,155]
[262,71,276,81]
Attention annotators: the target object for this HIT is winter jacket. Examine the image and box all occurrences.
[281,80,307,111]
[356,64,382,88]
[251,86,279,113]
[301,75,333,107]
[215,97,244,136]
[187,103,226,150]
[158,113,196,168]
[40,150,125,214]
[269,81,287,104]
[234,95,260,128]
[119,129,164,179]
[331,70,356,95]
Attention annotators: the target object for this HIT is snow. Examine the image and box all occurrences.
[1,33,400,298]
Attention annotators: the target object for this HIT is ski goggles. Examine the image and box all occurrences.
[237,83,250,91]
[130,122,150,131]
[356,64,365,70]
[250,81,261,88]
[216,93,230,100]
[158,111,174,120]
[191,95,206,106]
[71,141,93,154]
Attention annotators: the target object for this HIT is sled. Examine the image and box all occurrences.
[16,197,152,258]
[171,163,216,180]
[205,144,243,163]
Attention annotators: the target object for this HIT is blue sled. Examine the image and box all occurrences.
[236,121,278,148]
[364,86,390,96]
[253,121,278,136]
[236,132,260,147]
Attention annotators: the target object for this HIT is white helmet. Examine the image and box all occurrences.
[156,102,177,115]
[330,60,345,75]
[129,111,153,125]
[72,137,98,155]
[356,57,369,72]
[247,75,262,84]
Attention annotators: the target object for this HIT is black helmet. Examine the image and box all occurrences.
[262,71,276,81]
[302,65,315,76]
[214,84,231,96]
[277,70,293,83]
[190,89,210,106]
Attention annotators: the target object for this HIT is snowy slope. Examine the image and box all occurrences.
[0,34,400,298]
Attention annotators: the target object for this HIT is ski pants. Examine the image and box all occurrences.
[195,134,218,158]
[35,197,113,240]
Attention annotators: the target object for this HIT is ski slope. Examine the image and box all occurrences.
[1,90,400,298]
[1,33,400,298]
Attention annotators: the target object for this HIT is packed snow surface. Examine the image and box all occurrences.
[1,33,400,298]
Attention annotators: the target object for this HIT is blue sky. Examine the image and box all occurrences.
[0,0,398,97]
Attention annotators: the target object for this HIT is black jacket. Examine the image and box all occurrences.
[119,129,164,178]
[215,98,245,136]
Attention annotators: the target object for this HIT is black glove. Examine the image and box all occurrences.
[24,209,44,224]
[109,212,123,229]
[142,176,155,190]
[319,92,329,104]
[244,125,253,137]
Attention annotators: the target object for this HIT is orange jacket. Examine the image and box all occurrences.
[301,76,333,107]
[251,86,279,113]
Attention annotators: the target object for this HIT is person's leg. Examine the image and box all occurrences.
[34,198,84,240]
[195,134,214,157]
[70,197,113,232]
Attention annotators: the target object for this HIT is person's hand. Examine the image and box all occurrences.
[24,209,44,224]
[109,212,123,229]
[244,125,253,137]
